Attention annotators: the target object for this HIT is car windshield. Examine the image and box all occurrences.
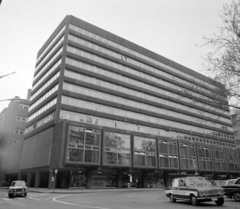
[11,181,25,187]
[227,179,236,185]
[185,177,211,187]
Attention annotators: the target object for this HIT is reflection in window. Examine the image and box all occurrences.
[226,149,240,172]
[158,140,178,169]
[103,132,131,166]
[134,136,156,167]
[179,143,197,170]
[197,146,213,170]
[213,148,228,171]
[66,126,100,164]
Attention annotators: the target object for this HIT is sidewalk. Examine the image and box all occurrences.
[27,187,164,194]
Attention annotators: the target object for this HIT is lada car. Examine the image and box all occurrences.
[165,176,225,206]
[222,178,240,201]
[8,180,27,198]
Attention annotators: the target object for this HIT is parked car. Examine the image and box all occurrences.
[209,180,217,186]
[214,180,227,186]
[225,179,237,186]
[222,178,240,202]
[165,175,225,206]
[0,181,9,187]
[8,180,27,198]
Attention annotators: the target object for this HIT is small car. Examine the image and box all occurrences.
[8,180,27,198]
[165,175,225,206]
[225,179,237,186]
[222,178,240,201]
[0,181,9,187]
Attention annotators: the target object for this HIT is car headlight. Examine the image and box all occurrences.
[218,190,224,195]
[199,191,206,196]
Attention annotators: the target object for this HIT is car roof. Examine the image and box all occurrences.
[174,176,202,179]
[12,180,26,183]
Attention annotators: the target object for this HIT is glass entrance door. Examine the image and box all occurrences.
[69,170,86,188]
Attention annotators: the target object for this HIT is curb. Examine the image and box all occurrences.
[28,188,164,194]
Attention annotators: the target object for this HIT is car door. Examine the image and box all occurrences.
[223,179,240,196]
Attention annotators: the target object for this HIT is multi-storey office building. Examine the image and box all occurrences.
[20,15,239,189]
[0,98,29,182]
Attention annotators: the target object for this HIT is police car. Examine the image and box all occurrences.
[165,176,225,206]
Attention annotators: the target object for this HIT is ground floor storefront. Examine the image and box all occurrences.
[50,168,165,189]
[6,168,239,189]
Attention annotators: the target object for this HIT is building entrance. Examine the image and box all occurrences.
[69,170,86,188]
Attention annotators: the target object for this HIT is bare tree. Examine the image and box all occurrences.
[200,0,240,109]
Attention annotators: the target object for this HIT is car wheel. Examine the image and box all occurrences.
[24,193,27,197]
[215,197,224,206]
[170,194,176,203]
[8,194,13,198]
[233,192,240,202]
[190,195,199,206]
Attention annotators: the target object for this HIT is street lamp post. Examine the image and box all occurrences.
[53,169,58,192]
[0,98,20,102]
[0,72,15,79]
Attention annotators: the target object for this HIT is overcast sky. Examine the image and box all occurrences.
[0,0,230,113]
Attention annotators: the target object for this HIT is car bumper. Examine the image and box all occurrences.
[197,195,223,201]
[9,191,27,196]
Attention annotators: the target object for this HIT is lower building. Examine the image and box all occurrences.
[0,98,29,182]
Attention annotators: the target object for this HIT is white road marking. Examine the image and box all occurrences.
[53,195,111,209]
[128,195,134,198]
[2,198,12,201]
[27,195,41,201]
[227,204,240,208]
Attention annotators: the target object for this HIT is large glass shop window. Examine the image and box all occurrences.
[103,132,131,166]
[66,126,100,164]
[197,146,213,170]
[179,143,197,170]
[91,170,117,188]
[226,149,239,172]
[134,136,157,167]
[158,140,178,169]
[212,148,228,171]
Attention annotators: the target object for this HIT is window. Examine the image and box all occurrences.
[158,139,178,169]
[16,116,27,122]
[14,129,25,135]
[19,104,29,110]
[179,179,186,187]
[134,136,156,167]
[66,125,101,164]
[104,132,131,166]
[12,140,18,145]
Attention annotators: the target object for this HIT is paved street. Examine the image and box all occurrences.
[0,188,240,209]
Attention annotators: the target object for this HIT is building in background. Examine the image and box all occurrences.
[18,15,238,189]
[0,98,29,182]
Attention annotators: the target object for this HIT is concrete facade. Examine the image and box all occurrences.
[6,15,239,189]
[0,99,29,182]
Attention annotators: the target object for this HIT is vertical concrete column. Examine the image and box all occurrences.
[27,172,32,187]
[48,170,54,189]
[34,171,41,188]
[142,170,148,188]
[86,168,92,189]
[116,170,122,188]
[17,172,22,180]
[163,171,168,188]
